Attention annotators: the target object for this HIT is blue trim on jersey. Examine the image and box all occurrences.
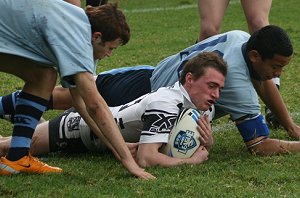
[10,136,32,148]
[177,35,228,78]
[190,109,200,124]
[17,97,47,112]
[100,65,154,75]
[236,114,270,142]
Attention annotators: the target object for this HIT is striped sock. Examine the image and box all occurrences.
[0,90,21,118]
[6,92,48,161]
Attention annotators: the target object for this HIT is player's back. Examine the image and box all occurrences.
[150,30,250,91]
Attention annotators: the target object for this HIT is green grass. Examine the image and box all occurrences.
[1,0,300,197]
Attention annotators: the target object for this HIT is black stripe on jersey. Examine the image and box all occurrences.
[143,113,177,134]
[144,109,178,116]
[118,118,124,129]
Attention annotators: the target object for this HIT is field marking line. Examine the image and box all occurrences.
[123,1,239,13]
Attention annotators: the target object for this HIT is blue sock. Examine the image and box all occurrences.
[6,92,48,161]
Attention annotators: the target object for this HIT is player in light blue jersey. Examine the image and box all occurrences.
[0,1,155,179]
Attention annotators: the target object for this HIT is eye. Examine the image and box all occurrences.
[208,82,216,89]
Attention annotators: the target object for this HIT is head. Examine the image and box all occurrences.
[180,52,227,111]
[246,25,293,80]
[86,3,130,59]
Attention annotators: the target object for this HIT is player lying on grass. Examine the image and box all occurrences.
[2,25,300,156]
[49,25,300,156]
[0,52,227,167]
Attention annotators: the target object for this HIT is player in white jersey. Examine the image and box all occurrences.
[0,52,228,167]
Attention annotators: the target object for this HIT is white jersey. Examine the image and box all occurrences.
[63,82,213,150]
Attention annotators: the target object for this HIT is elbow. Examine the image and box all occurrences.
[136,155,156,168]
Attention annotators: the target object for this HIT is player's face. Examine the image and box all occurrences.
[186,68,225,111]
[92,37,122,60]
[252,53,292,81]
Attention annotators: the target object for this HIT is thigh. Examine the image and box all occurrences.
[96,66,153,106]
[241,0,272,32]
[198,0,229,25]
[0,53,57,99]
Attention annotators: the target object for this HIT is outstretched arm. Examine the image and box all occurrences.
[70,72,155,180]
[252,79,300,138]
[136,143,209,168]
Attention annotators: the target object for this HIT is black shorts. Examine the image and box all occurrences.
[96,66,153,106]
[48,108,90,153]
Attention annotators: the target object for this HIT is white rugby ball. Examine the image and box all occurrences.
[161,108,202,158]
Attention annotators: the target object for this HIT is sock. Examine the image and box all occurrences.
[6,92,48,161]
[0,90,21,115]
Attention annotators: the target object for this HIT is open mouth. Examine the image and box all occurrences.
[208,100,215,105]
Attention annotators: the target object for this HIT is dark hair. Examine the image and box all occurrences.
[179,52,227,84]
[246,25,293,60]
[85,3,130,45]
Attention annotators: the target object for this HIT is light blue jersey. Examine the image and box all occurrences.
[0,0,95,87]
[151,30,261,120]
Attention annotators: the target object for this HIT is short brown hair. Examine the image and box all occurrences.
[179,52,227,84]
[85,3,130,45]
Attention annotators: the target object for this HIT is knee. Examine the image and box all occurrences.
[200,25,220,40]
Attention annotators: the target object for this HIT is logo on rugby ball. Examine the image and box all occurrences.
[173,129,197,154]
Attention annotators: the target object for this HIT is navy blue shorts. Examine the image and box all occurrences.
[96,65,154,106]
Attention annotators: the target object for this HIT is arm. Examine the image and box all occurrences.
[64,0,81,7]
[252,79,300,138]
[136,143,209,168]
[70,72,155,180]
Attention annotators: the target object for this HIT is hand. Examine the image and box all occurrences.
[287,124,300,139]
[126,142,139,159]
[197,115,214,149]
[121,159,156,180]
[188,146,209,164]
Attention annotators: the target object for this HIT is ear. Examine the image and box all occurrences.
[185,72,193,86]
[92,32,102,42]
[248,50,261,64]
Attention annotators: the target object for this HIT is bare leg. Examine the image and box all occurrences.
[197,0,229,41]
[241,0,272,34]
[52,86,73,110]
[247,138,300,156]
[0,121,50,157]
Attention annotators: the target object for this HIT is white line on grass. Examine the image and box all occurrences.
[123,1,239,13]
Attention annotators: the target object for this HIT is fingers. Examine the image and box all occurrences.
[197,115,213,144]
[135,170,157,180]
[139,171,157,180]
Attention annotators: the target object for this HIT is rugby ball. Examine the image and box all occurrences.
[160,108,203,158]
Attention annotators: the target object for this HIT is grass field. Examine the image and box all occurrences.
[1,0,300,197]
